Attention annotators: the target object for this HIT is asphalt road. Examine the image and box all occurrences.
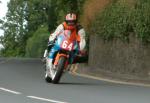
[0,58,150,103]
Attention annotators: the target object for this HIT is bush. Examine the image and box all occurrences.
[132,0,150,43]
[90,0,150,43]
[91,2,132,41]
[25,26,49,57]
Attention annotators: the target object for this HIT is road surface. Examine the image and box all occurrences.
[0,58,150,103]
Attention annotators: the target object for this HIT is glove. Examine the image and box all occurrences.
[48,41,54,47]
[47,41,54,51]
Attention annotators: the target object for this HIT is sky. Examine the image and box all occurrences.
[0,0,10,49]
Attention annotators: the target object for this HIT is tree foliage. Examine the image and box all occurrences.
[0,0,85,57]
[0,0,27,57]
[26,25,49,57]
[90,0,150,43]
[132,0,150,43]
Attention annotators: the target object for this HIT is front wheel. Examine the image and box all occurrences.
[45,68,52,83]
[52,56,67,84]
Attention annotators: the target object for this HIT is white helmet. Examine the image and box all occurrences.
[65,13,77,26]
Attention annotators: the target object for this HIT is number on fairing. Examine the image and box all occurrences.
[68,43,73,51]
[62,41,68,48]
[62,40,73,51]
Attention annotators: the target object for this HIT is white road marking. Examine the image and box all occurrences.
[27,96,68,103]
[0,87,22,95]
[70,64,150,87]
[0,87,68,103]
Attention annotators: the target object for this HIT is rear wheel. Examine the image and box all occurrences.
[52,56,66,84]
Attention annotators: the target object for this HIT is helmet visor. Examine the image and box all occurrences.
[66,20,76,26]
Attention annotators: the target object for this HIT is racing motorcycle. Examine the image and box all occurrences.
[43,30,80,84]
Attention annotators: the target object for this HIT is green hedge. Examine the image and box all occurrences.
[90,0,150,43]
[25,26,49,57]
[132,0,150,43]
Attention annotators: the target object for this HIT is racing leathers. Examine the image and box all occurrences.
[47,22,86,68]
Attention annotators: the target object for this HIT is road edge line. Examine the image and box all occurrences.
[70,64,150,87]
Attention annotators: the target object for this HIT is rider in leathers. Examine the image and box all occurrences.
[47,13,86,68]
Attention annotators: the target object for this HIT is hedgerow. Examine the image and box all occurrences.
[90,0,150,43]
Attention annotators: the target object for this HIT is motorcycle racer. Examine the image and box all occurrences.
[47,13,86,70]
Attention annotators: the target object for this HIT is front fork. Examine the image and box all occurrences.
[43,49,48,58]
[54,53,69,70]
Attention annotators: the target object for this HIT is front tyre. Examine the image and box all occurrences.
[45,66,52,83]
[52,56,66,84]
[45,75,52,83]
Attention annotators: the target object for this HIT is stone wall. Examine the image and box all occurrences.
[88,35,150,78]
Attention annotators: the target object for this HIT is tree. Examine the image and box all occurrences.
[0,0,85,57]
[25,25,49,57]
[0,0,27,56]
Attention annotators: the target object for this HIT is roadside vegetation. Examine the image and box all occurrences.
[0,0,150,57]
[0,0,85,57]
[90,0,150,43]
